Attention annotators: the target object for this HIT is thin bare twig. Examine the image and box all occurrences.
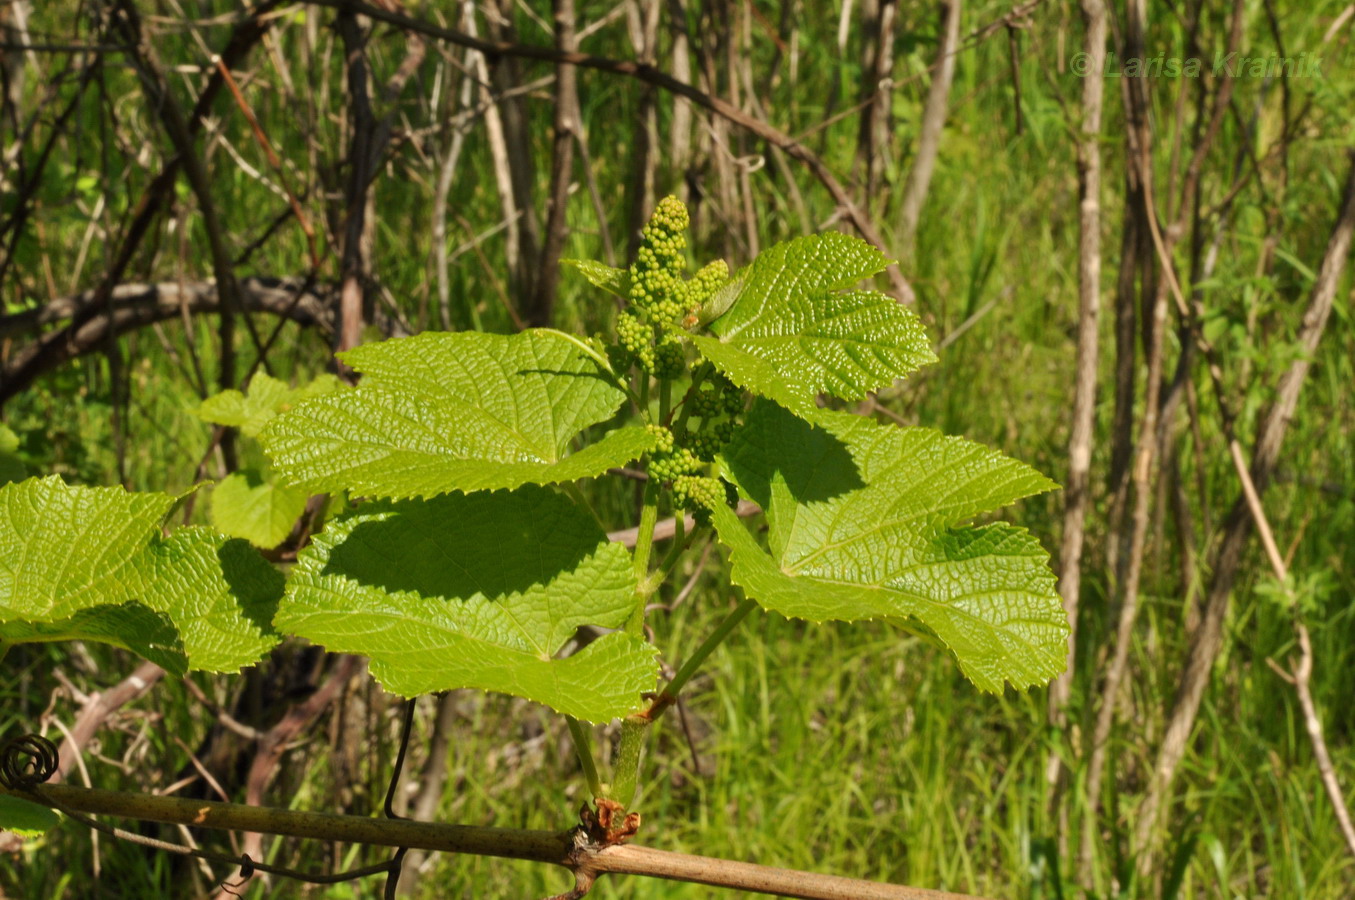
[1133,149,1355,872]
[302,0,915,303]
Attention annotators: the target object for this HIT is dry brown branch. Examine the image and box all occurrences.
[49,661,164,785]
[0,279,405,403]
[854,0,896,201]
[1290,622,1355,859]
[302,0,915,303]
[1045,0,1107,794]
[897,0,962,258]
[215,654,366,899]
[1132,150,1355,873]
[485,0,542,311]
[0,278,336,340]
[8,0,283,477]
[334,1,425,358]
[623,0,662,261]
[530,0,580,326]
[212,56,318,269]
[664,0,693,176]
[111,0,261,423]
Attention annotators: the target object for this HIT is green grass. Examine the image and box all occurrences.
[3,0,1355,897]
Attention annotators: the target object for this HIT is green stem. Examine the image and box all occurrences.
[658,378,672,426]
[627,479,661,635]
[566,717,604,800]
[672,362,714,432]
[642,518,695,595]
[664,598,758,700]
[609,715,650,810]
[638,372,650,420]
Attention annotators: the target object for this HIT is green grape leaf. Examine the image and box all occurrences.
[0,477,281,674]
[260,331,654,499]
[713,401,1066,692]
[278,486,656,721]
[0,795,60,838]
[691,232,934,416]
[211,469,308,549]
[1,602,186,673]
[564,259,629,298]
[197,373,347,438]
[133,528,283,673]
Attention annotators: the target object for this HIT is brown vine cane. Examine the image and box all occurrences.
[0,723,413,897]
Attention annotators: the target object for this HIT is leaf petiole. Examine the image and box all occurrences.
[662,597,758,702]
[626,479,661,636]
[536,327,643,410]
[671,362,714,432]
[566,717,604,801]
[641,517,698,596]
[609,715,649,809]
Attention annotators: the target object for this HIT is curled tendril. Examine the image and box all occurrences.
[0,733,59,790]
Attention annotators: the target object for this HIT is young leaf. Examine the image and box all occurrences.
[197,372,346,438]
[0,425,25,485]
[690,232,934,416]
[0,795,60,838]
[260,331,655,499]
[0,477,281,674]
[278,486,656,722]
[210,469,308,549]
[713,401,1066,692]
[563,258,630,298]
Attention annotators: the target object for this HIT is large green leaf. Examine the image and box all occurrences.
[196,372,346,438]
[133,528,283,673]
[691,232,934,416]
[210,469,308,549]
[260,331,654,499]
[278,486,657,721]
[0,477,281,674]
[1,602,186,672]
[713,401,1066,692]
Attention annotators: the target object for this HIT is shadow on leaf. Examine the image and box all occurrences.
[722,399,863,507]
[319,488,599,603]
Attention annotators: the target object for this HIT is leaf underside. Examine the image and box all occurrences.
[0,477,281,674]
[714,401,1067,692]
[693,232,935,416]
[278,485,657,722]
[260,330,654,499]
[563,258,630,298]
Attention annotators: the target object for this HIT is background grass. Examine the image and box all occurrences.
[2,0,1354,897]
